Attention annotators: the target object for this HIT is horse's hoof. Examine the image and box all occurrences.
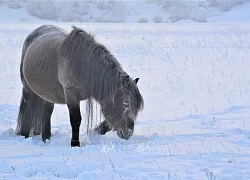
[94,126,105,135]
[71,140,80,147]
[42,134,51,142]
[42,137,50,143]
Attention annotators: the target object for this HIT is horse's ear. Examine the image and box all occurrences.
[134,78,139,84]
[72,26,81,31]
[122,75,130,87]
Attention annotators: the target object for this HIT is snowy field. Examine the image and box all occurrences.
[1,0,250,23]
[0,23,250,179]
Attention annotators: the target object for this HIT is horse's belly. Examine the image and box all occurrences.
[31,82,65,104]
[24,69,66,104]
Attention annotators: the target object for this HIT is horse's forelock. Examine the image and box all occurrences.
[128,80,144,115]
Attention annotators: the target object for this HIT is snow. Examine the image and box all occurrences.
[1,0,250,23]
[0,23,250,179]
[0,1,250,179]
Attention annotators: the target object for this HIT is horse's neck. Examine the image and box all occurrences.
[89,69,121,105]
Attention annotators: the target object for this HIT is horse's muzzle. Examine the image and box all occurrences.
[117,129,133,140]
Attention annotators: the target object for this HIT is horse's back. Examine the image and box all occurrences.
[22,25,67,104]
[23,25,66,51]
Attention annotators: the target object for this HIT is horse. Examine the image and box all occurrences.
[15,25,144,147]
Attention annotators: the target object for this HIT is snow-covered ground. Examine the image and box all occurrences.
[1,0,250,23]
[0,23,250,179]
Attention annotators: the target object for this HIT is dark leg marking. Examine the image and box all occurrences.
[16,88,32,138]
[68,104,82,147]
[42,102,54,142]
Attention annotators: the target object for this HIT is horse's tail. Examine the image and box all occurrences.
[16,28,54,139]
[16,73,54,139]
[15,88,46,137]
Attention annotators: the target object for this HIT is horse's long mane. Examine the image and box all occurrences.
[59,26,143,132]
[60,27,125,101]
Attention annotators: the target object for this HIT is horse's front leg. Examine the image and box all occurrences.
[64,87,82,147]
[68,104,82,147]
[95,120,112,135]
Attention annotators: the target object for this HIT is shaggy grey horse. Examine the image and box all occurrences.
[15,25,144,146]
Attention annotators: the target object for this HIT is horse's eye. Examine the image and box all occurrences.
[123,101,129,108]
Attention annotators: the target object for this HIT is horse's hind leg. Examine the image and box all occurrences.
[95,120,112,135]
[41,102,54,142]
[16,87,54,141]
[15,88,32,138]
[16,87,42,138]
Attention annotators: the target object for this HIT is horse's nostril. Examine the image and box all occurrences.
[127,129,133,138]
[117,129,133,140]
[118,129,124,137]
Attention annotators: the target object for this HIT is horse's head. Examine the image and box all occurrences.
[102,75,144,140]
